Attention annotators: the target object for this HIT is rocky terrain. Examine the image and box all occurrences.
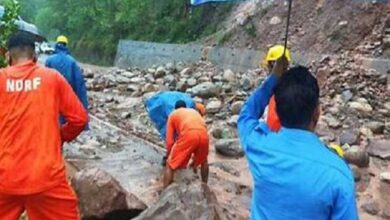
[63,52,390,219]
[208,0,390,59]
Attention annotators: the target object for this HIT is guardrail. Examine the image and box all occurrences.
[115,40,390,74]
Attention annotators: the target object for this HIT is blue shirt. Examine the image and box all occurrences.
[238,75,358,220]
[46,44,89,128]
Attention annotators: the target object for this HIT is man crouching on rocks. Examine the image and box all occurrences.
[238,56,358,220]
[163,100,209,188]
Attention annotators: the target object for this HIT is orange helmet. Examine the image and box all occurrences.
[195,102,206,116]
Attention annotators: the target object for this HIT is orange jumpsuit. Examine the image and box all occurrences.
[0,61,88,220]
[166,108,209,170]
[267,95,281,132]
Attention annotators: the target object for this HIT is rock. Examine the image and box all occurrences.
[148,68,156,74]
[191,82,220,98]
[379,173,390,218]
[84,69,94,78]
[240,77,253,91]
[323,114,341,129]
[155,66,166,78]
[134,182,226,220]
[165,62,175,73]
[350,165,361,182]
[206,100,222,114]
[360,127,374,139]
[176,79,187,91]
[175,62,185,73]
[143,83,156,93]
[348,100,373,114]
[122,71,136,78]
[231,101,244,115]
[384,102,390,111]
[223,69,236,82]
[116,75,131,84]
[211,162,240,177]
[367,139,390,160]
[365,121,385,134]
[338,20,348,27]
[180,67,192,76]
[269,16,282,25]
[187,78,198,87]
[341,90,353,103]
[361,201,380,215]
[164,75,176,88]
[344,146,370,168]
[215,139,244,157]
[380,172,390,183]
[339,130,359,145]
[211,127,223,139]
[227,115,239,127]
[117,97,142,109]
[316,67,330,89]
[127,85,139,92]
[72,168,146,220]
[121,111,132,119]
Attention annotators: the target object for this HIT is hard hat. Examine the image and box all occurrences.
[195,103,206,116]
[56,35,69,45]
[265,45,291,62]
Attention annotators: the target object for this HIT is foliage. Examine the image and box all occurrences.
[0,0,20,67]
[17,0,232,65]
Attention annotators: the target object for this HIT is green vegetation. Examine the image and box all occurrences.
[17,0,232,65]
[0,0,20,67]
[244,20,257,38]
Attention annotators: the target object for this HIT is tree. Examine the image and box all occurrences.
[0,0,20,67]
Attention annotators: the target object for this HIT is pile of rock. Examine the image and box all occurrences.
[83,56,389,218]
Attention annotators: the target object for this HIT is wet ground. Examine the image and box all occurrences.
[65,114,252,219]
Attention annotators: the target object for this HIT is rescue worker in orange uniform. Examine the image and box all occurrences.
[0,31,88,220]
[163,100,209,188]
[261,45,291,132]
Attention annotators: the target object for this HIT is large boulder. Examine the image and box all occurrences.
[134,182,226,220]
[214,139,244,158]
[367,139,390,160]
[71,168,147,220]
[190,82,220,98]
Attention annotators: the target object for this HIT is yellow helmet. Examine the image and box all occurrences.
[329,144,345,158]
[56,35,69,45]
[261,45,291,68]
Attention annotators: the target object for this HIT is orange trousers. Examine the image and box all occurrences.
[0,181,80,220]
[168,130,209,170]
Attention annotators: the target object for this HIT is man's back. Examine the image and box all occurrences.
[0,61,87,194]
[245,127,356,220]
[168,108,206,135]
[238,73,358,220]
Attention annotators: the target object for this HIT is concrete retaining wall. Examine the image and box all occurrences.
[115,40,390,74]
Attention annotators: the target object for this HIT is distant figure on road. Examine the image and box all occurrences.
[0,31,88,220]
[46,35,89,128]
[238,56,358,220]
[163,100,209,188]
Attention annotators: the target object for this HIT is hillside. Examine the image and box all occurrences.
[208,0,390,59]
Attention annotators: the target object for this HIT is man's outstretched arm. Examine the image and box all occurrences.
[238,56,288,149]
[237,75,278,146]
